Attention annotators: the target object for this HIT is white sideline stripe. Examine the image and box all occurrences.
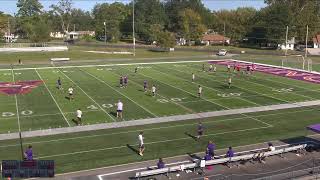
[82,68,158,117]
[58,68,116,121]
[136,67,230,110]
[37,126,270,159]
[0,59,223,71]
[0,113,270,148]
[35,69,71,126]
[1,107,313,148]
[97,160,190,179]
[1,100,320,140]
[11,68,21,134]
[53,133,320,178]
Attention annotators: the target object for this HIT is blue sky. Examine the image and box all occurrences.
[0,0,266,15]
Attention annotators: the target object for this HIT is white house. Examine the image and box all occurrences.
[176,38,186,46]
[278,37,295,50]
[3,32,17,43]
[50,32,65,38]
[313,35,320,48]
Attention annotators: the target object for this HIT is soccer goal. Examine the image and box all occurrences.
[281,55,312,71]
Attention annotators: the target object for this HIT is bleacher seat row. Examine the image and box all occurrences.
[135,144,307,179]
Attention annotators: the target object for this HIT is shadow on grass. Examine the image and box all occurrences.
[110,112,117,117]
[185,132,198,141]
[126,144,140,156]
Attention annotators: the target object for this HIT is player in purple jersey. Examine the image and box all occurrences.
[24,145,33,160]
[143,80,148,92]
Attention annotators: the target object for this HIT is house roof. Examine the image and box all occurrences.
[313,35,320,44]
[202,34,230,41]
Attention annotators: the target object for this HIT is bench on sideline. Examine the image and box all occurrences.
[50,58,70,62]
[135,143,307,179]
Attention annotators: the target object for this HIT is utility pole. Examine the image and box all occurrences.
[305,25,308,58]
[132,0,136,56]
[104,21,106,46]
[223,22,225,47]
[285,26,288,56]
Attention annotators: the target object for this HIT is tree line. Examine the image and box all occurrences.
[0,0,319,47]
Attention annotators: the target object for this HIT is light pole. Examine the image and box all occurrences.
[132,0,136,56]
[104,21,106,45]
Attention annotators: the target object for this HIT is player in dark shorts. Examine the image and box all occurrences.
[124,76,128,88]
[120,76,123,88]
[202,64,205,72]
[57,77,62,90]
[197,122,204,139]
[246,65,251,75]
[143,80,148,92]
[135,67,138,73]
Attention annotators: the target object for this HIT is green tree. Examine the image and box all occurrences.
[28,17,50,42]
[157,31,176,49]
[70,9,94,31]
[131,0,167,41]
[179,8,207,45]
[50,0,73,33]
[16,0,43,17]
[93,2,129,42]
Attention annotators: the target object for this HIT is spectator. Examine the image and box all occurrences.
[157,158,165,169]
[226,146,234,168]
[207,141,215,158]
[226,147,234,158]
[204,151,212,170]
[24,145,33,160]
[268,142,275,151]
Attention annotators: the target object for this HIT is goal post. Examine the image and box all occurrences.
[281,55,312,72]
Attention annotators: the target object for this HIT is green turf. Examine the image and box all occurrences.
[0,60,320,174]
[1,61,320,133]
[0,106,319,173]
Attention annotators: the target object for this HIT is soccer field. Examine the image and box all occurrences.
[1,59,320,173]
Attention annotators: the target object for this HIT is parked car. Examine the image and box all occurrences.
[217,49,227,56]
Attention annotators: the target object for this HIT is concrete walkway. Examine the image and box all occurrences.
[1,100,320,141]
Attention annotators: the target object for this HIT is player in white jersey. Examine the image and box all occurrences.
[116,100,123,119]
[228,76,232,88]
[138,132,145,156]
[76,108,82,125]
[213,64,217,72]
[198,85,202,98]
[192,73,195,82]
[209,64,213,72]
[68,87,74,100]
[152,85,156,97]
[227,64,231,72]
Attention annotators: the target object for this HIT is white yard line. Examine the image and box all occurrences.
[11,68,21,133]
[0,109,100,120]
[136,68,230,110]
[155,66,261,106]
[186,64,289,103]
[118,66,199,115]
[37,126,270,159]
[81,68,158,118]
[35,69,71,126]
[58,68,116,121]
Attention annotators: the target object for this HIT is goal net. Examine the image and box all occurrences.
[281,55,312,71]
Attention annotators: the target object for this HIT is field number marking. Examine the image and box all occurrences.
[157,97,186,103]
[3,73,21,76]
[2,110,33,117]
[87,104,114,110]
[217,93,242,98]
[272,88,294,93]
